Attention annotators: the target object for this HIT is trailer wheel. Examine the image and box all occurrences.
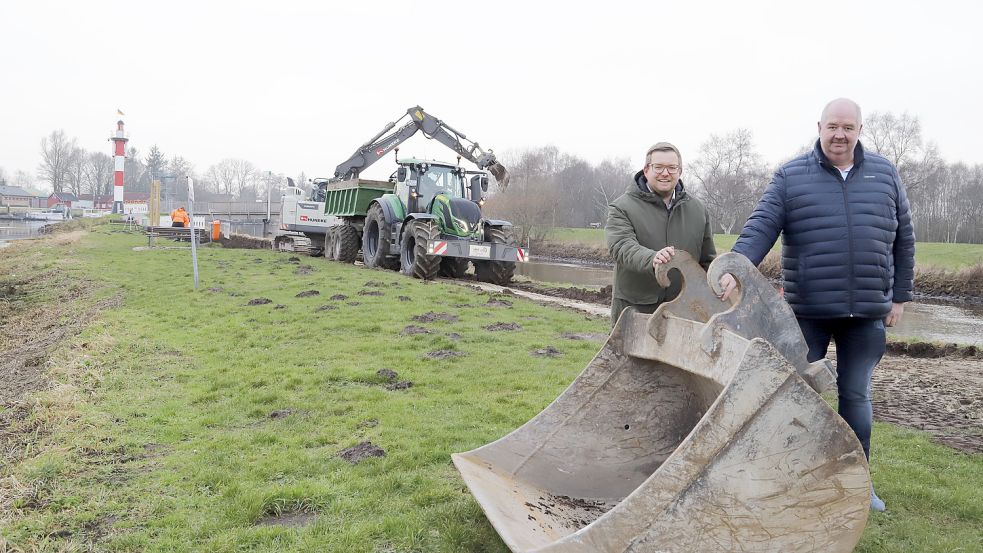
[334,225,360,264]
[400,220,440,280]
[362,203,399,270]
[324,227,338,261]
[474,226,517,285]
[439,258,470,278]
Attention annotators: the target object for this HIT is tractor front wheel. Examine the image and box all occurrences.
[399,220,440,280]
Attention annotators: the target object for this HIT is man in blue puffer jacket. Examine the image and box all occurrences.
[720,98,915,512]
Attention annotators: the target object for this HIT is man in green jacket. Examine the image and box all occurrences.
[605,142,717,325]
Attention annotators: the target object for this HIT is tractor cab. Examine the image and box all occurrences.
[392,159,489,238]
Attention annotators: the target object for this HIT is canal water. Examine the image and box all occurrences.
[516,260,983,345]
[0,219,50,247]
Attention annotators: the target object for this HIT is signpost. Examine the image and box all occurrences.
[187,177,200,290]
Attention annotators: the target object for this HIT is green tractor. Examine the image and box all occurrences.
[318,106,526,284]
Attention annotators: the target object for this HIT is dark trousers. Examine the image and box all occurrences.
[172,222,184,227]
[797,317,886,460]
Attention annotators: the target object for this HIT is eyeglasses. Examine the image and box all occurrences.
[647,164,680,175]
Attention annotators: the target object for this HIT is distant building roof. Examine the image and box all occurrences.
[49,192,80,202]
[0,185,33,197]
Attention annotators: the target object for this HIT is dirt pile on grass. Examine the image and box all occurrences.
[219,233,272,249]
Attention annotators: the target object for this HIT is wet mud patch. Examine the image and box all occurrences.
[329,294,348,301]
[358,290,384,296]
[401,325,432,336]
[247,298,272,306]
[425,350,467,360]
[338,441,386,464]
[560,332,608,342]
[484,322,521,332]
[255,511,316,528]
[412,312,459,323]
[524,493,612,530]
[533,346,563,357]
[295,290,320,298]
[872,354,983,453]
[510,282,613,306]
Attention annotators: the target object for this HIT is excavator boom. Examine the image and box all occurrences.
[333,106,510,190]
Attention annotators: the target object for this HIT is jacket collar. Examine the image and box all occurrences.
[814,139,866,171]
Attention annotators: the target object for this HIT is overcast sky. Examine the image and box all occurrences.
[2,0,980,187]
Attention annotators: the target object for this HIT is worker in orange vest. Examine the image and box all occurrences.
[170,207,190,228]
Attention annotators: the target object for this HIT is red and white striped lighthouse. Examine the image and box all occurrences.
[109,118,128,214]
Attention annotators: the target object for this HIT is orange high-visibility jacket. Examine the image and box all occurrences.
[170,209,190,226]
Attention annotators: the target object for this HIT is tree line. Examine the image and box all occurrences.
[5,110,980,243]
[485,111,983,245]
[13,130,293,203]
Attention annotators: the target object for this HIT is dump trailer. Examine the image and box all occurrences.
[320,163,527,284]
[453,252,871,553]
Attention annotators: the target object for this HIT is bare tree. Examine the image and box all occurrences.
[13,170,35,190]
[85,152,115,196]
[592,157,633,225]
[861,111,943,191]
[65,146,88,196]
[38,130,77,192]
[206,158,255,198]
[690,129,768,234]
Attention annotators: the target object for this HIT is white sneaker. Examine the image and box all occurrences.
[870,489,886,512]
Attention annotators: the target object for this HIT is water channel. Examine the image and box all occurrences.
[0,219,50,248]
[516,260,983,345]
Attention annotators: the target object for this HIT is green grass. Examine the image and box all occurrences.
[1,224,981,552]
[546,228,983,270]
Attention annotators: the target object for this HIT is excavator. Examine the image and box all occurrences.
[318,106,525,283]
[274,106,521,284]
[454,252,872,552]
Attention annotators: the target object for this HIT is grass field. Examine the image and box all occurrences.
[546,228,983,271]
[1,223,981,552]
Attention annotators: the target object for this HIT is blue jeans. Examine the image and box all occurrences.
[797,317,886,460]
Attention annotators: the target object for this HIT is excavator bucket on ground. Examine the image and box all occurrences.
[453,252,871,552]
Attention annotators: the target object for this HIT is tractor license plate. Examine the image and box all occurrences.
[469,244,491,258]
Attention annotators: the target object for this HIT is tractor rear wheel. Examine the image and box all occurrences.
[362,203,399,270]
[400,220,440,280]
[474,226,517,285]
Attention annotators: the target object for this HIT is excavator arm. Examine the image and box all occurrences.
[333,106,511,190]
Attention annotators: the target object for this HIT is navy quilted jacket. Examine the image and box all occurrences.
[732,140,915,319]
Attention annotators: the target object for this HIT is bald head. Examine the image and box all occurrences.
[821,98,862,126]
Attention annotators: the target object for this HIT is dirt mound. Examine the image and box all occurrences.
[329,294,348,301]
[338,441,386,464]
[425,350,466,360]
[376,368,398,381]
[887,340,982,359]
[358,290,384,296]
[247,298,272,305]
[484,322,522,331]
[412,312,459,323]
[532,241,611,265]
[295,290,320,297]
[386,381,413,391]
[533,346,563,357]
[486,297,513,308]
[218,233,272,250]
[294,265,314,275]
[401,325,432,336]
[315,305,336,312]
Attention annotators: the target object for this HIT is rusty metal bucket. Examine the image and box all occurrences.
[453,252,871,552]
